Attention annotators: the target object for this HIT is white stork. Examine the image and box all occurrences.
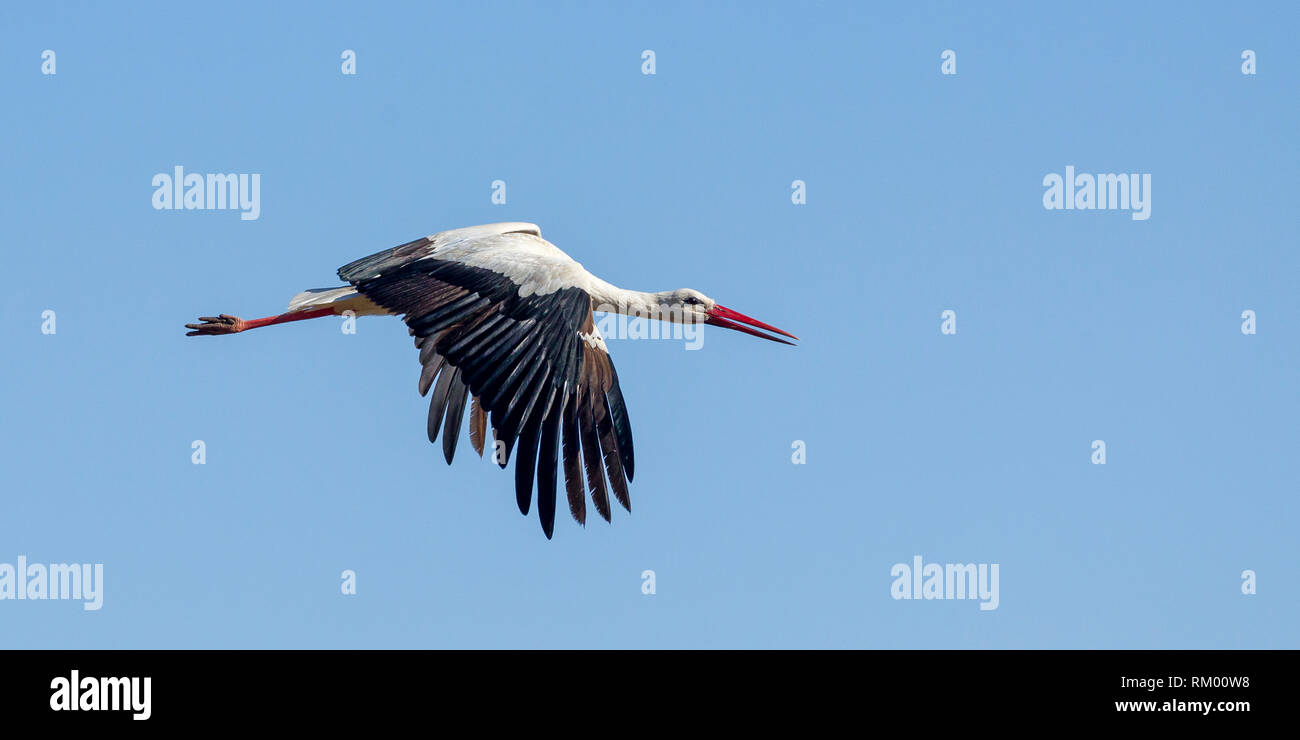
[186,222,796,538]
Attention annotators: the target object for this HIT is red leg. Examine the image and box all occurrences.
[185,308,335,336]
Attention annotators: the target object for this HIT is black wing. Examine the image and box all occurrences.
[341,249,634,539]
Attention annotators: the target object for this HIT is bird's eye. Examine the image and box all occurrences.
[683,296,700,305]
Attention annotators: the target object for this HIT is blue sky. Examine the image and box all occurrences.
[0,1,1295,648]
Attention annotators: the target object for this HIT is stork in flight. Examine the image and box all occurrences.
[186,223,796,538]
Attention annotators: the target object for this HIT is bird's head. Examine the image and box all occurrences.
[654,288,797,345]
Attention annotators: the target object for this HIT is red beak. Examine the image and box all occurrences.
[705,305,799,345]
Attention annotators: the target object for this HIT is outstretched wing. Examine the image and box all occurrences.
[339,229,635,538]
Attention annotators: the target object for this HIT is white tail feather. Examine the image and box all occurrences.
[288,287,388,316]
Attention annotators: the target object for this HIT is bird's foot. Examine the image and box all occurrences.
[185,314,246,336]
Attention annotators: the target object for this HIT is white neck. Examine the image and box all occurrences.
[583,276,669,317]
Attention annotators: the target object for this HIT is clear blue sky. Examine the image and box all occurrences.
[1,1,1295,648]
